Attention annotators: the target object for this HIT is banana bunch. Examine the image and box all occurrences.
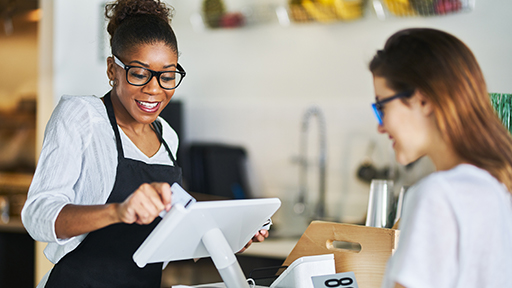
[301,0,363,23]
[333,0,363,20]
[301,0,338,23]
[383,0,416,16]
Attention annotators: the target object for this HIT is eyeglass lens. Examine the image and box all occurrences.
[127,67,183,89]
[372,103,384,125]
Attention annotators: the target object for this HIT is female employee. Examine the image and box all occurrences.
[369,28,512,288]
[21,0,267,287]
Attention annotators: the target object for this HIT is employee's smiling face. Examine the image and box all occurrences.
[107,42,178,126]
[374,76,431,166]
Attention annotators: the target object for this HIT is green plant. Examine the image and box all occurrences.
[490,93,512,134]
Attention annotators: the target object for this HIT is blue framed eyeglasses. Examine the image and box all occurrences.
[372,91,414,125]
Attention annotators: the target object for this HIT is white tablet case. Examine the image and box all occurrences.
[133,198,281,268]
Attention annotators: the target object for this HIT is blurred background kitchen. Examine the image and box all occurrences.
[1,0,512,287]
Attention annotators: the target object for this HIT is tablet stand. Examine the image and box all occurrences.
[202,228,249,288]
[133,198,281,288]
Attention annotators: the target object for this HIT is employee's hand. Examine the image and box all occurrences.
[237,229,269,253]
[55,183,171,239]
[116,182,172,225]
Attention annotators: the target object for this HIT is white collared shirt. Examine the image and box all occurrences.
[21,95,178,266]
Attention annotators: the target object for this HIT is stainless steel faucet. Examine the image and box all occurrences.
[294,106,327,220]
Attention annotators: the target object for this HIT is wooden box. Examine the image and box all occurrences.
[282,221,399,288]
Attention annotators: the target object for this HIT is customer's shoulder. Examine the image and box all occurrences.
[433,164,495,185]
[415,164,500,198]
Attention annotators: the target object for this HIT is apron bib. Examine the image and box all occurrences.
[45,92,182,287]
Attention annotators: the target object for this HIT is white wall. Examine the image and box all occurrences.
[43,0,512,224]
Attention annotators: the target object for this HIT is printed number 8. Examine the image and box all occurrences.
[324,277,354,287]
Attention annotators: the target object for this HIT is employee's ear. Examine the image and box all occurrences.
[106,56,115,80]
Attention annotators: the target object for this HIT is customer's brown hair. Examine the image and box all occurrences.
[370,28,512,192]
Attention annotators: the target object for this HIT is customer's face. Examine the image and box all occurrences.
[374,76,431,166]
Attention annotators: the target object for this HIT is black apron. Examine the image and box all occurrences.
[45,92,182,287]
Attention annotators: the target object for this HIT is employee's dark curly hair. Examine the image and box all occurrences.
[105,0,177,56]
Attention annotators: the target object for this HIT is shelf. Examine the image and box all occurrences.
[373,0,475,20]
[192,0,477,31]
[0,172,33,191]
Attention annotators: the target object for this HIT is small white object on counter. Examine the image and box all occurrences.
[270,254,336,288]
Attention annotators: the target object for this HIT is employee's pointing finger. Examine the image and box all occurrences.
[138,183,164,212]
[152,182,172,210]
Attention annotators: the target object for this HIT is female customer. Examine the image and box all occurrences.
[369,28,512,288]
[22,0,267,287]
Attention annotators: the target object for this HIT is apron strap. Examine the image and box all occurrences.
[103,92,125,160]
[151,120,179,166]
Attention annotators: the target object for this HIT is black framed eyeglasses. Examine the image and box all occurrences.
[372,91,414,125]
[113,55,186,90]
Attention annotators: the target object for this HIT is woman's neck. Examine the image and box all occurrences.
[109,90,150,136]
[428,133,466,171]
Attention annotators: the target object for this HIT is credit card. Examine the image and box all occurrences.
[159,183,196,217]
